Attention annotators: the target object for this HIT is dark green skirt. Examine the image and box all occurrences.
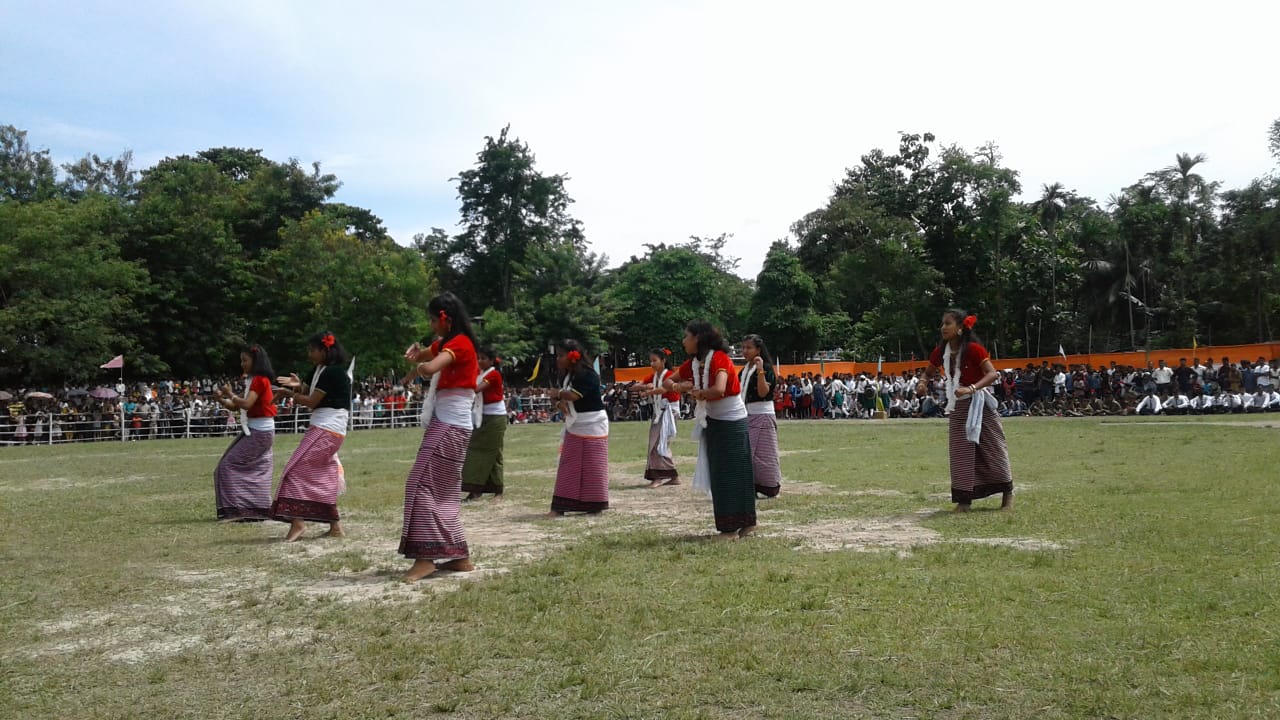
[705,416,756,532]
[461,414,505,495]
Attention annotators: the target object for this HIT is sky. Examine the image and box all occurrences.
[3,0,1277,278]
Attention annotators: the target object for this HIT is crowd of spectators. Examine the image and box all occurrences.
[5,355,1277,446]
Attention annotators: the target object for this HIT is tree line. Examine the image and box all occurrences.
[2,120,1278,387]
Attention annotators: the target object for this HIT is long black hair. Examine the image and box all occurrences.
[685,320,731,358]
[241,344,275,379]
[942,308,982,359]
[742,334,773,368]
[428,292,478,350]
[306,331,349,367]
[649,346,673,369]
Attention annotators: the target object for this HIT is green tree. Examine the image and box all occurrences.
[262,211,435,377]
[748,241,822,363]
[0,197,147,384]
[451,126,587,313]
[0,125,58,203]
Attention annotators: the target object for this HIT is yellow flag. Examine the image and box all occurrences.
[1192,336,1198,353]
[526,355,542,382]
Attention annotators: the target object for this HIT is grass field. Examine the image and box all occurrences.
[3,415,1280,719]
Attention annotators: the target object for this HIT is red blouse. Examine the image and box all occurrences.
[248,375,276,418]
[928,342,991,386]
[479,367,504,403]
[676,351,740,395]
[432,335,478,390]
[646,371,682,403]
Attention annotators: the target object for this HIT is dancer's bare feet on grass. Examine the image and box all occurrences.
[284,519,306,542]
[545,510,565,519]
[737,525,757,538]
[1001,491,1014,510]
[953,502,971,513]
[491,493,504,502]
[647,480,664,489]
[438,558,475,572]
[404,559,436,582]
[323,522,345,538]
[713,531,739,542]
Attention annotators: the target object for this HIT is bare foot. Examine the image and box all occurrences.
[545,510,565,519]
[647,480,664,489]
[491,494,504,502]
[284,520,306,542]
[404,559,437,582]
[1001,491,1014,510]
[323,525,345,538]
[737,525,757,538]
[953,503,971,513]
[438,558,475,572]
[662,478,681,486]
[463,492,482,502]
[712,531,739,542]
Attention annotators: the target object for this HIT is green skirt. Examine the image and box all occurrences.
[705,416,756,532]
[461,414,506,495]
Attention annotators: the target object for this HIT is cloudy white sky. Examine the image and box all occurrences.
[3,1,1276,277]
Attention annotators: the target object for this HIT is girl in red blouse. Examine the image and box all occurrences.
[919,309,1014,511]
[212,344,276,522]
[400,292,480,581]
[664,321,757,539]
[640,347,681,488]
[461,347,507,500]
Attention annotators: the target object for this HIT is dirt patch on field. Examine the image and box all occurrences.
[783,509,1071,557]
[0,474,159,492]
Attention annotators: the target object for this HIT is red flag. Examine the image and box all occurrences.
[100,355,124,369]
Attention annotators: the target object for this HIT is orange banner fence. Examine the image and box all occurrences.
[610,342,1280,383]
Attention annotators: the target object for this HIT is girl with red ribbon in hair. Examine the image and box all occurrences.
[400,292,479,581]
[918,309,1014,511]
[548,338,610,516]
[640,347,681,488]
[212,344,277,522]
[272,331,352,541]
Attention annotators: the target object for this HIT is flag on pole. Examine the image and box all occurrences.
[526,355,542,382]
[100,355,124,370]
[593,355,601,377]
[346,355,356,381]
[1058,344,1067,361]
[1192,336,1198,353]
[877,355,883,375]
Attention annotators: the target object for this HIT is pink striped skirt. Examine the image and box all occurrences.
[214,430,274,521]
[552,431,609,513]
[948,397,1014,503]
[399,418,471,560]
[747,414,782,497]
[271,426,345,523]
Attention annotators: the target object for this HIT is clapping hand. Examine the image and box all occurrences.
[276,373,301,389]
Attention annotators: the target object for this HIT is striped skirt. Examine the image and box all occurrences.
[705,417,756,532]
[214,430,274,521]
[747,414,781,498]
[399,418,471,560]
[271,426,345,523]
[949,397,1014,503]
[461,414,506,495]
[552,432,609,513]
[644,422,679,481]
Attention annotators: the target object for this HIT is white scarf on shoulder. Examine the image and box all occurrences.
[942,342,996,443]
[651,368,677,458]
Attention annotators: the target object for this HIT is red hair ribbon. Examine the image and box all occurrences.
[963,315,977,329]
[566,350,581,363]
[322,333,335,348]
[438,310,448,321]
[662,348,671,356]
